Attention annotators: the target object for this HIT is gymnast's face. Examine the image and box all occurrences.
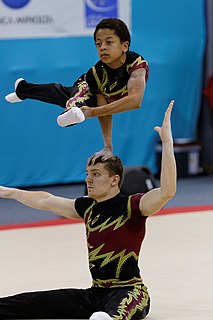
[95,28,129,69]
[85,162,119,202]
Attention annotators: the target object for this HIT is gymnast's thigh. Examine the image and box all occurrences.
[101,285,150,320]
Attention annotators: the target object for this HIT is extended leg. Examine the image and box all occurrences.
[0,288,95,319]
[5,79,77,108]
[5,79,91,125]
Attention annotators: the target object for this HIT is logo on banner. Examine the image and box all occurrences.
[85,0,118,28]
[2,0,31,9]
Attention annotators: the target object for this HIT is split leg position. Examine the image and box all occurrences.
[5,77,90,126]
[0,285,150,319]
[5,78,113,158]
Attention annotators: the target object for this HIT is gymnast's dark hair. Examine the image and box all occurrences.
[94,18,131,49]
[88,155,124,188]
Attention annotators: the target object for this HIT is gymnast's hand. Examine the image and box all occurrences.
[154,100,174,144]
[87,147,113,165]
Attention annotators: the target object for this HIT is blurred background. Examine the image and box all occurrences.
[0,0,212,224]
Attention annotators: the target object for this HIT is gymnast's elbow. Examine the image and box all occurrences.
[129,94,142,110]
[161,188,176,203]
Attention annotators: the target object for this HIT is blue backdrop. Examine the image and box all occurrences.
[0,0,206,187]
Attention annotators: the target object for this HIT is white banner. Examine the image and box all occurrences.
[0,0,131,39]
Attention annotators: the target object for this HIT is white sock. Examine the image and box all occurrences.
[15,78,24,89]
[57,106,85,127]
[5,78,24,103]
[89,311,112,320]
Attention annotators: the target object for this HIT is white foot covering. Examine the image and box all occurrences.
[57,106,85,127]
[89,311,112,320]
[5,78,24,103]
